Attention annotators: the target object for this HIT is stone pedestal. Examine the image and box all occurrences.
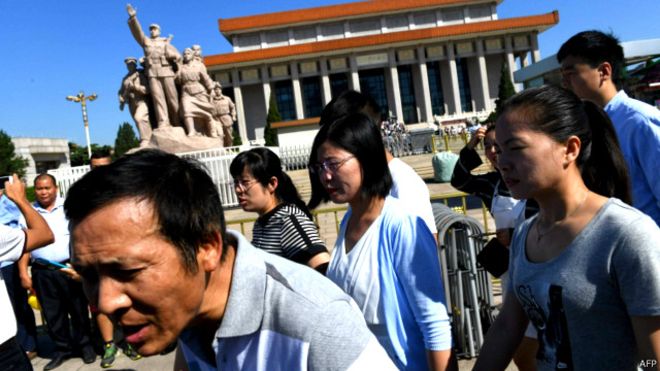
[144,126,224,153]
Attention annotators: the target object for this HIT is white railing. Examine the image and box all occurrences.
[48,165,90,198]
[279,144,313,170]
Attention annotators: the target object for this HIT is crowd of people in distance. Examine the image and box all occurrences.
[1,29,659,371]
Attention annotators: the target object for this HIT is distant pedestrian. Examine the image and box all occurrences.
[558,30,660,225]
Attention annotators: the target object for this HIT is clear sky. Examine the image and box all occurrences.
[1,0,658,146]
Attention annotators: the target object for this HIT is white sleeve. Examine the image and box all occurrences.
[0,225,26,263]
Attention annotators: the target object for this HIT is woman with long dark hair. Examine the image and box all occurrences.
[230,148,330,273]
[474,85,660,370]
[308,113,452,370]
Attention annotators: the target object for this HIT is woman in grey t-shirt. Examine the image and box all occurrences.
[474,85,660,371]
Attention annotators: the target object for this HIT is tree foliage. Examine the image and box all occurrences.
[114,122,140,158]
[232,126,243,146]
[484,61,517,124]
[264,91,280,147]
[69,142,113,166]
[0,130,29,178]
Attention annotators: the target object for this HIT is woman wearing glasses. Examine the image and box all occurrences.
[230,148,330,273]
[308,113,452,370]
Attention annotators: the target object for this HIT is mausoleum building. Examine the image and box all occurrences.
[205,0,558,144]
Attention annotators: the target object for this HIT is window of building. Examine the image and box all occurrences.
[35,160,60,175]
[350,18,381,36]
[321,22,344,39]
[385,15,408,31]
[413,12,436,28]
[358,68,388,117]
[273,80,296,121]
[329,73,349,99]
[456,58,473,112]
[397,65,418,123]
[265,30,289,46]
[293,27,316,43]
[301,76,323,118]
[236,32,261,49]
[427,61,446,115]
[442,7,464,24]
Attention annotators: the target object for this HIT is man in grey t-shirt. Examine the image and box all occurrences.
[64,149,395,370]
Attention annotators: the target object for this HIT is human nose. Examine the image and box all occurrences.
[96,277,131,316]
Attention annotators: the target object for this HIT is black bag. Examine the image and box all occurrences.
[476,237,509,277]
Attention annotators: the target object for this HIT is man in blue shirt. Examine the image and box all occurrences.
[558,30,660,225]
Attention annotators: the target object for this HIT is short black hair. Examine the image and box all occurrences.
[229,148,312,218]
[64,149,227,273]
[557,30,625,87]
[319,90,381,126]
[34,173,57,187]
[308,113,392,209]
[91,148,112,160]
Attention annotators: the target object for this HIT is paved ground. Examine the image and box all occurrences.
[29,152,514,370]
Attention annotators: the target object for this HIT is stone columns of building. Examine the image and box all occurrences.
[261,66,271,112]
[349,54,360,91]
[504,36,518,92]
[447,43,462,115]
[290,62,304,120]
[531,33,541,63]
[416,46,433,123]
[476,40,491,112]
[387,50,404,121]
[231,69,248,143]
[320,58,332,105]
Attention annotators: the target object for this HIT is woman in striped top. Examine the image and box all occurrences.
[230,148,330,273]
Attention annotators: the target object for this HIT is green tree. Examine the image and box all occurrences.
[484,61,516,124]
[232,126,243,146]
[114,122,139,158]
[0,130,29,178]
[69,142,113,166]
[264,92,280,146]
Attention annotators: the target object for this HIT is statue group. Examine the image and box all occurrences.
[120,4,237,148]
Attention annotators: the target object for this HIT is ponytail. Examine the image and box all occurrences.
[277,171,313,219]
[581,101,632,204]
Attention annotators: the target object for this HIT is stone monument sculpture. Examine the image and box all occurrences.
[176,48,219,138]
[127,4,181,129]
[212,82,237,147]
[121,5,240,152]
[118,57,151,147]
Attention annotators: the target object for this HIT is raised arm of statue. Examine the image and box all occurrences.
[126,4,136,18]
[126,5,146,47]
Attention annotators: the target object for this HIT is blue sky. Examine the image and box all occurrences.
[1,0,658,146]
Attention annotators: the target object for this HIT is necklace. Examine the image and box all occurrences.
[535,191,590,244]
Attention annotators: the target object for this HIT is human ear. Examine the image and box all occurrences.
[197,231,222,272]
[563,135,582,166]
[267,176,278,193]
[598,62,613,82]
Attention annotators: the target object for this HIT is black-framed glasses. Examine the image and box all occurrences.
[309,156,355,175]
[233,178,258,192]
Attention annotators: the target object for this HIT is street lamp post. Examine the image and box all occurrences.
[66,91,97,159]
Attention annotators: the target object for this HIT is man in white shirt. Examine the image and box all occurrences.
[0,175,54,370]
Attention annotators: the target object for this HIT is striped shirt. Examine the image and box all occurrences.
[252,203,327,264]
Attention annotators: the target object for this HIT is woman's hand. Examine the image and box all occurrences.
[467,126,487,150]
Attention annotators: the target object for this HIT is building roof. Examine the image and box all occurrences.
[206,11,558,68]
[219,0,501,34]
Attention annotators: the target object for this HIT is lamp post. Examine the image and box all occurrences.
[66,91,97,159]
